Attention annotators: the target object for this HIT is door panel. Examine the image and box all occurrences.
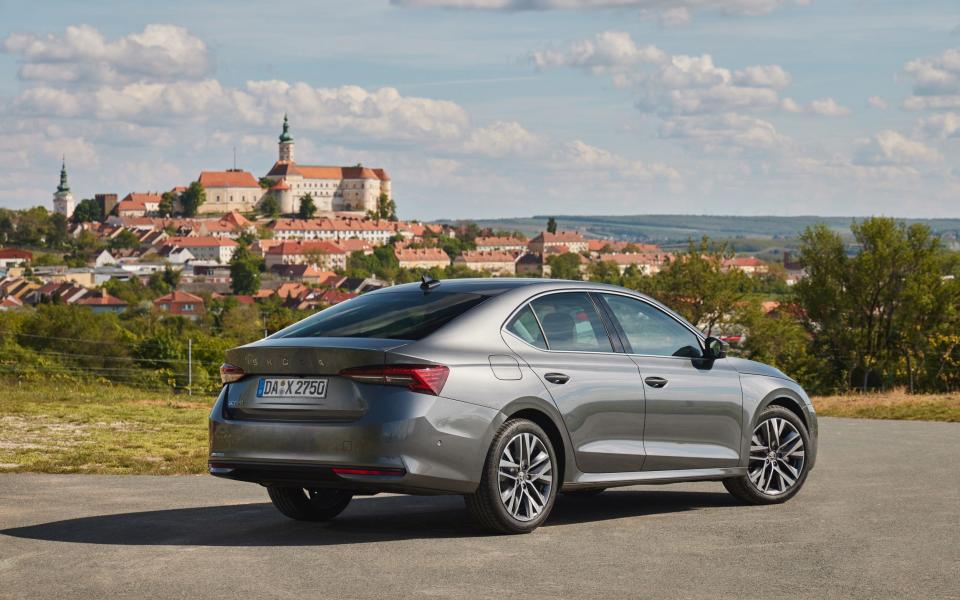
[503,292,646,473]
[504,340,647,473]
[629,355,742,470]
[597,293,743,471]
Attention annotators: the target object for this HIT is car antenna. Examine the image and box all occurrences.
[420,275,440,291]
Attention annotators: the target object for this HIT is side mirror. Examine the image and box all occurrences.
[704,336,728,359]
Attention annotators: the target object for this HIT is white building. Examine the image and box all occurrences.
[166,236,237,263]
[52,158,75,219]
[262,115,392,215]
[197,170,262,214]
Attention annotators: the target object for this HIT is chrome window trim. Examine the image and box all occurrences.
[500,287,708,359]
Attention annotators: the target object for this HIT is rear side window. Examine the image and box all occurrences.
[506,305,547,349]
[274,291,488,340]
[530,292,613,352]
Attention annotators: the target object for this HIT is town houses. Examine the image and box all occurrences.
[0,112,791,320]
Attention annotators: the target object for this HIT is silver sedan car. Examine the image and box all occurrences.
[209,278,817,534]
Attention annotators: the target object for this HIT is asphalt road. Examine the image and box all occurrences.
[1,417,958,600]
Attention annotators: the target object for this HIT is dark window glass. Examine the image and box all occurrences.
[530,292,612,352]
[506,305,547,349]
[601,294,702,358]
[274,291,488,340]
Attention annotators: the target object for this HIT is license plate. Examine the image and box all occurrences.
[257,377,327,399]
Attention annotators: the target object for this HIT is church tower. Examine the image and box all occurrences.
[52,157,75,219]
[278,114,294,162]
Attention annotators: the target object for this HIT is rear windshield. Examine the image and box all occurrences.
[273,291,489,340]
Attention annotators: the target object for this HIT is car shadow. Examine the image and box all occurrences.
[1,490,738,547]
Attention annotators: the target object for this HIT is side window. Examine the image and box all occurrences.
[505,305,547,350]
[530,292,613,352]
[601,294,703,358]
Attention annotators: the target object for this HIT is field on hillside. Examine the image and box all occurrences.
[443,214,960,243]
[0,382,957,474]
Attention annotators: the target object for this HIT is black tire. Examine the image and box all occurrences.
[465,418,559,534]
[723,405,811,505]
[267,487,353,521]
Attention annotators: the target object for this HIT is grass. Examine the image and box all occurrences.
[812,390,960,422]
[0,381,957,475]
[0,381,215,474]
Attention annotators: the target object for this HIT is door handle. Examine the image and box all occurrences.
[644,376,668,388]
[544,372,570,384]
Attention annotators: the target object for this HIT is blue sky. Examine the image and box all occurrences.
[0,0,957,219]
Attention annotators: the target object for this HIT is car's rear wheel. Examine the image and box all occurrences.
[465,418,558,534]
[267,487,354,521]
[723,405,810,504]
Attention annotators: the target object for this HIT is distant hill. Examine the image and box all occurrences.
[435,214,960,244]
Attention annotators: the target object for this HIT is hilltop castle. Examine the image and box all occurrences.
[260,115,391,215]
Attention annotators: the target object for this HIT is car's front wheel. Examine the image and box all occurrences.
[267,487,353,521]
[723,405,811,504]
[465,418,558,534]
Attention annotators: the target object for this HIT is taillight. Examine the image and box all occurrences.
[220,363,245,384]
[339,364,450,396]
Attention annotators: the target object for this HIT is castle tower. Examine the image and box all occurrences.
[53,157,75,219]
[278,114,294,162]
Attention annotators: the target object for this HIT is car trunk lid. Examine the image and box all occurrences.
[223,337,409,421]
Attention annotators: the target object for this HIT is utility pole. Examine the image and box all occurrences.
[188,338,193,396]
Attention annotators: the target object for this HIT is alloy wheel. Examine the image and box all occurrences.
[498,432,553,521]
[748,417,805,496]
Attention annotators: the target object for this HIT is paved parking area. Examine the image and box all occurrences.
[1,417,958,599]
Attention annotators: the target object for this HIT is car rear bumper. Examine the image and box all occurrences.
[207,385,500,494]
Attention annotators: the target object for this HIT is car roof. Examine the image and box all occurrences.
[372,277,637,297]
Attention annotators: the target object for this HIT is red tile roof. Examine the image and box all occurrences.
[266,241,346,256]
[457,250,518,263]
[0,249,33,260]
[77,290,127,306]
[532,230,586,244]
[394,247,449,262]
[154,290,204,304]
[167,236,238,248]
[198,170,260,189]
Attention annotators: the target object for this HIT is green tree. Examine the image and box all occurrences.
[259,195,281,218]
[298,194,317,220]
[229,244,262,295]
[72,198,103,223]
[547,252,583,280]
[179,181,206,217]
[547,217,558,234]
[587,260,622,285]
[108,229,141,250]
[368,192,397,221]
[651,237,752,336]
[158,191,177,218]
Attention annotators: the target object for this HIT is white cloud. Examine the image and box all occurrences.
[13,79,473,144]
[1,24,213,84]
[867,96,888,110]
[533,32,789,119]
[552,140,681,183]
[902,48,960,111]
[531,31,665,75]
[809,97,852,117]
[781,96,851,116]
[658,113,787,152]
[460,120,545,157]
[732,65,792,89]
[392,0,807,24]
[855,130,942,166]
[915,112,960,140]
